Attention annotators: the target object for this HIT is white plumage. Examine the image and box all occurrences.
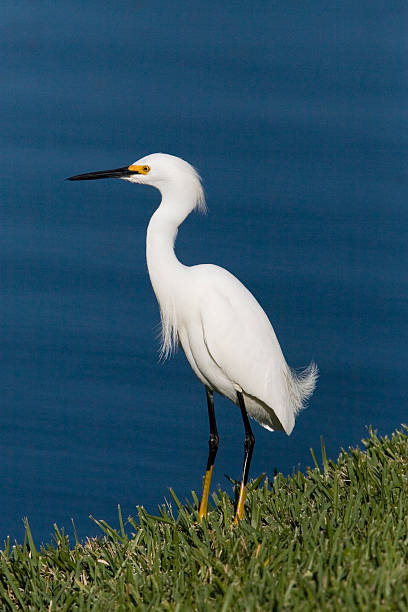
[137,153,317,435]
[68,152,317,521]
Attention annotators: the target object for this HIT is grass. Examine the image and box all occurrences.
[2,427,408,610]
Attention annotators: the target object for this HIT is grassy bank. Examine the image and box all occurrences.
[1,427,408,610]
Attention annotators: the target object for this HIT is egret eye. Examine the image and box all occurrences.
[142,165,150,174]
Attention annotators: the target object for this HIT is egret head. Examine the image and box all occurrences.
[67,153,206,213]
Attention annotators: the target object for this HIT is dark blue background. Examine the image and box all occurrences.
[1,1,407,543]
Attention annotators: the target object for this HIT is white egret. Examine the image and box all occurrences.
[68,153,317,522]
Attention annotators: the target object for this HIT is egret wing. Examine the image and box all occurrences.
[197,267,294,432]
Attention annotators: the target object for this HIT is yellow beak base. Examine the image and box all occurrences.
[128,164,150,174]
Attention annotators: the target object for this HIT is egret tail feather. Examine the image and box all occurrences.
[289,361,318,415]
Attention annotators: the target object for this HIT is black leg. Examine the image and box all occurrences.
[234,390,255,522]
[205,388,219,470]
[199,388,219,518]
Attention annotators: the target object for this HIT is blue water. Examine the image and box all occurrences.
[1,1,407,543]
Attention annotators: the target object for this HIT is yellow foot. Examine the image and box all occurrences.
[198,466,214,519]
[233,482,246,524]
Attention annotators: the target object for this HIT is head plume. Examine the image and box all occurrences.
[127,153,207,214]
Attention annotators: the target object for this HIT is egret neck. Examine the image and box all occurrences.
[145,180,195,300]
[146,176,201,357]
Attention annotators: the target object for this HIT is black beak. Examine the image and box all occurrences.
[66,166,139,181]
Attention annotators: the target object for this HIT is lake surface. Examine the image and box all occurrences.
[1,1,407,543]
